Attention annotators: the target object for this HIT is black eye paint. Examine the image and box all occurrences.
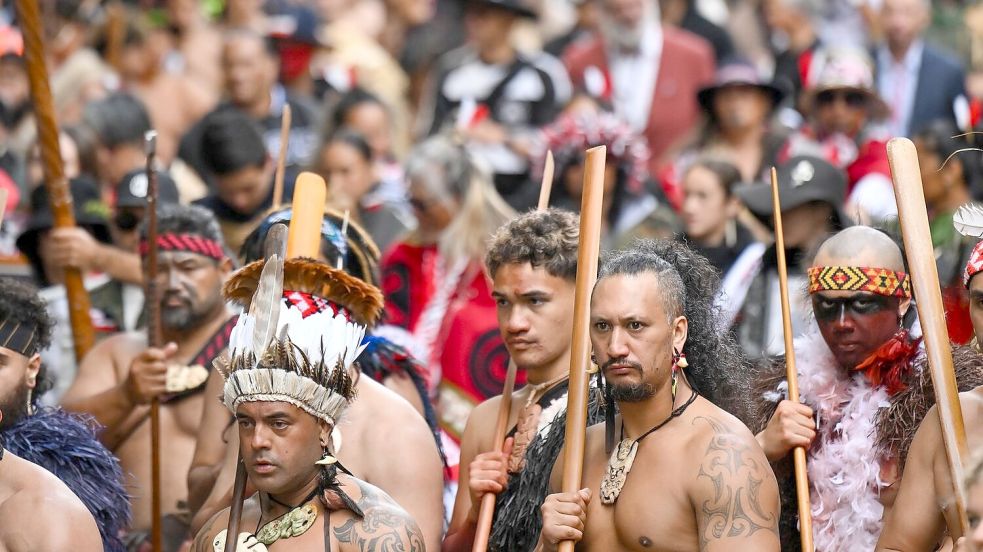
[811,294,896,322]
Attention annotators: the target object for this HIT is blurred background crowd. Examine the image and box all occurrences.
[0,0,981,444]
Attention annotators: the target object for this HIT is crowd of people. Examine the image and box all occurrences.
[3,0,983,549]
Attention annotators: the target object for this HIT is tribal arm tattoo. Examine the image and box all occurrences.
[694,417,780,551]
[333,480,426,552]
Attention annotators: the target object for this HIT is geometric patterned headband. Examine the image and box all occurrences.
[138,232,225,261]
[0,319,38,356]
[807,266,912,298]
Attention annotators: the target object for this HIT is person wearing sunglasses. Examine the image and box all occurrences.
[781,47,896,225]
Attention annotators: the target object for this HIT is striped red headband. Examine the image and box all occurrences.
[965,240,983,287]
[139,233,225,260]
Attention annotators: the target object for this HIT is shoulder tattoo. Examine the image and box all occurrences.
[333,480,425,552]
[694,416,778,547]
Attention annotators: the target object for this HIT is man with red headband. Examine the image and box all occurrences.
[62,204,237,550]
[745,226,983,550]
[875,210,983,551]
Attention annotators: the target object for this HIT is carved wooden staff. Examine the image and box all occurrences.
[15,0,95,362]
[557,146,605,552]
[471,150,555,552]
[770,167,814,552]
[888,137,971,536]
[142,131,164,552]
[225,173,326,550]
[271,104,291,209]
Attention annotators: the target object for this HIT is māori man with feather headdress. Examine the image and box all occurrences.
[61,204,238,550]
[190,207,443,551]
[191,222,423,551]
[743,226,983,551]
[877,204,983,551]
[0,278,128,550]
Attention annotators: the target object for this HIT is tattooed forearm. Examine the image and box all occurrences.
[333,480,425,552]
[694,417,778,548]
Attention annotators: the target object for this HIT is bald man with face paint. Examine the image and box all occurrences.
[746,226,983,550]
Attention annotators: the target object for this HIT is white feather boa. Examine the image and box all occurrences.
[765,331,891,551]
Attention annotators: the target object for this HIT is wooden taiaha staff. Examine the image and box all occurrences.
[0,189,7,229]
[770,167,814,552]
[143,131,164,552]
[557,146,606,552]
[272,105,292,210]
[887,137,971,536]
[470,150,556,552]
[224,173,326,550]
[15,0,95,362]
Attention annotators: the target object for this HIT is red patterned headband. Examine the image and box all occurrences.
[139,233,225,261]
[965,240,983,287]
[808,266,911,298]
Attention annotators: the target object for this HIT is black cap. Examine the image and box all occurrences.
[735,156,852,228]
[16,177,113,285]
[115,168,180,208]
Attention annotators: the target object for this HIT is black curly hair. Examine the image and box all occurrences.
[0,278,55,401]
[596,238,746,403]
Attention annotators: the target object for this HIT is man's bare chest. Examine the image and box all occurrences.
[580,447,698,551]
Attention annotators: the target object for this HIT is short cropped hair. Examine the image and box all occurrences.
[485,208,580,281]
[83,92,153,149]
[200,110,268,177]
[596,241,686,321]
[141,203,229,258]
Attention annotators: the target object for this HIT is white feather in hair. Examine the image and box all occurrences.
[954,203,983,238]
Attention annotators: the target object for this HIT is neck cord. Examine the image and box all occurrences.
[620,388,698,443]
[256,486,321,532]
[523,373,569,407]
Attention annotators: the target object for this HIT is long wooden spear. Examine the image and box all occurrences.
[143,131,163,552]
[470,150,555,552]
[271,104,291,209]
[888,137,971,537]
[15,0,94,362]
[557,146,605,552]
[0,189,7,229]
[770,167,814,552]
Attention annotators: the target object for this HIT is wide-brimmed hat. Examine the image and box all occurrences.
[800,47,890,120]
[735,155,851,229]
[697,60,785,113]
[467,0,537,19]
[16,177,112,284]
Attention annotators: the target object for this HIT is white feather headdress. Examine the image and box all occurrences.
[216,252,385,425]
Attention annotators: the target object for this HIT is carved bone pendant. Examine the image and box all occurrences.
[600,438,638,505]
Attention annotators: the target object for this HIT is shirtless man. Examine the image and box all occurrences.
[0,409,103,551]
[188,211,444,551]
[444,208,600,551]
[537,240,781,551]
[62,204,235,547]
[876,232,983,551]
[192,231,423,551]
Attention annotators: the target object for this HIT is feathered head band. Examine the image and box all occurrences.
[216,224,385,425]
[955,204,983,287]
[807,266,911,298]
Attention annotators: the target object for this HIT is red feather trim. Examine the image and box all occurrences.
[851,329,921,396]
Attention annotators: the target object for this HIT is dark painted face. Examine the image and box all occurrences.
[812,291,902,370]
